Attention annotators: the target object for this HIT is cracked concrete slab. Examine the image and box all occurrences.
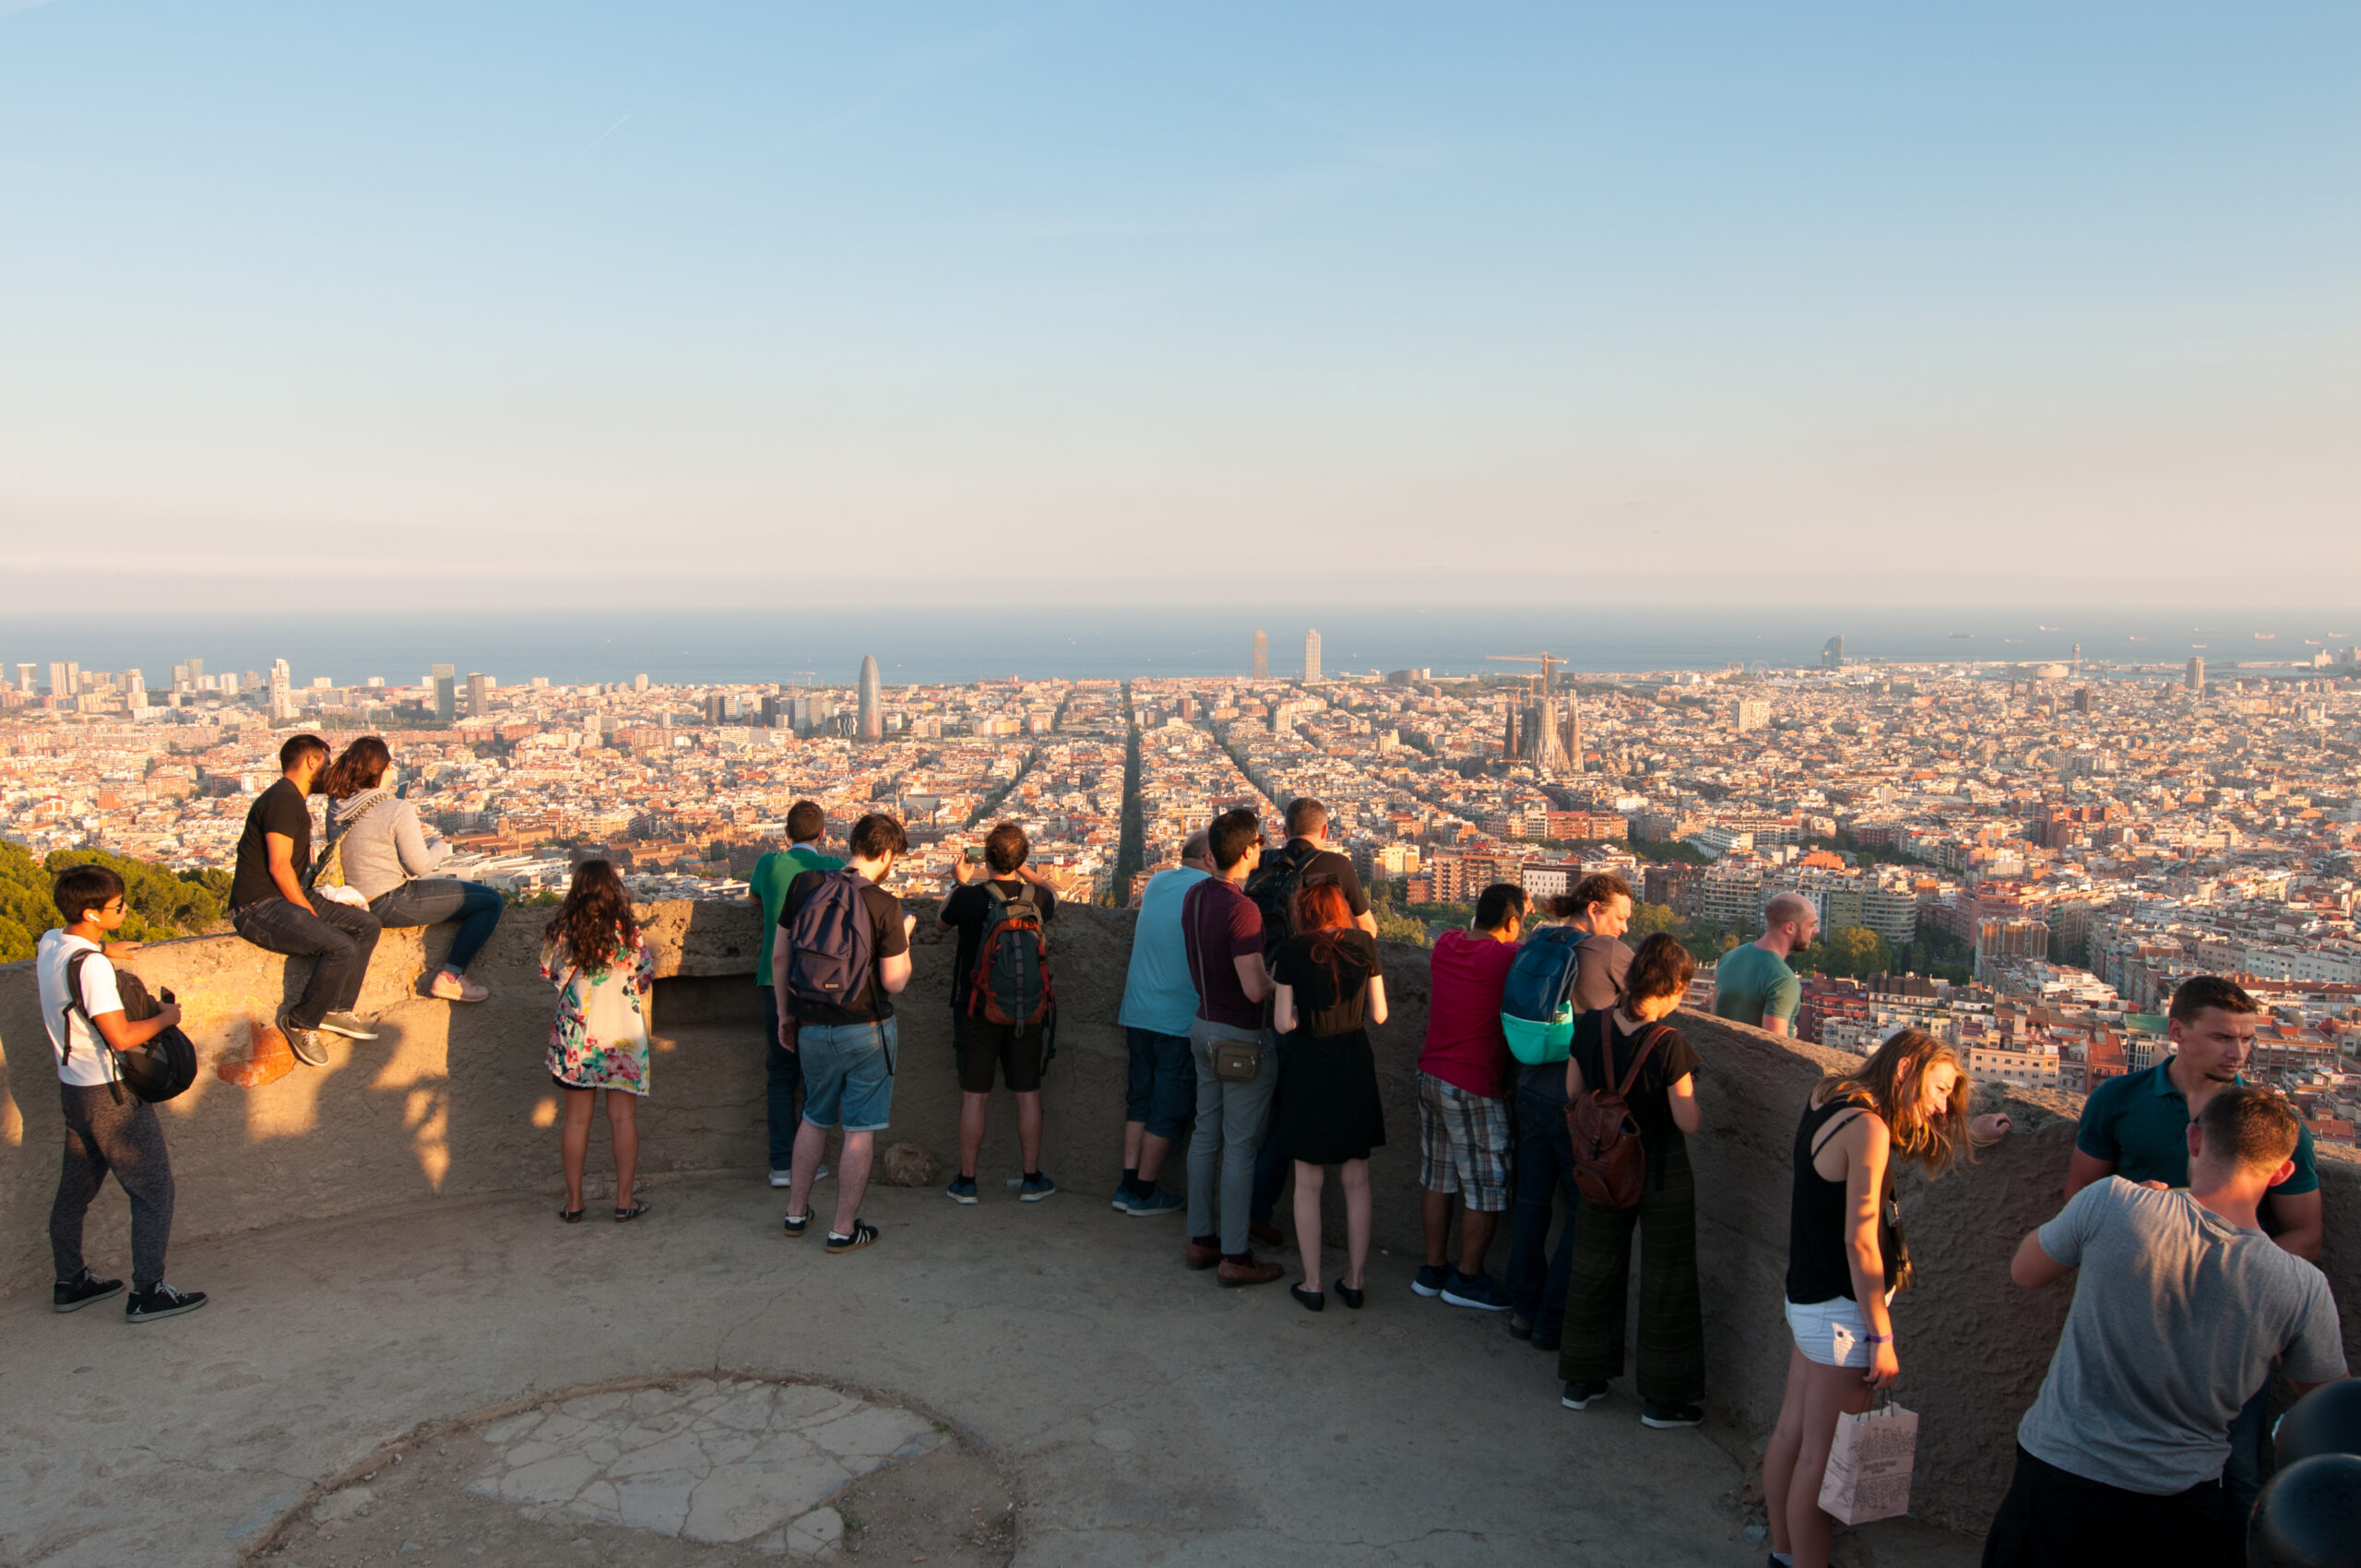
[0,1172,1980,1567]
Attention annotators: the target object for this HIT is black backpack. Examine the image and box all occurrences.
[61,950,197,1105]
[967,884,1053,1034]
[1244,840,1318,945]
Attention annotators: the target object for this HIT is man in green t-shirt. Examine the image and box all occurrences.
[748,801,845,1184]
[1711,891,1817,1037]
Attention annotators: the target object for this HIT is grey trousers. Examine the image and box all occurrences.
[51,1082,175,1290]
[1186,1020,1278,1256]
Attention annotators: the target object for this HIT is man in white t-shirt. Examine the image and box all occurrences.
[37,862,207,1323]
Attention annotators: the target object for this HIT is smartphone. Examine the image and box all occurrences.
[963,848,985,864]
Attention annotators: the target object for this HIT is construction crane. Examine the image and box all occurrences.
[1486,653,1564,698]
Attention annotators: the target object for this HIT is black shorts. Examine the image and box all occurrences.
[1981,1444,2232,1568]
[954,1010,1047,1094]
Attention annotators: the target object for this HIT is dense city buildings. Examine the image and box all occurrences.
[5,643,2357,1146]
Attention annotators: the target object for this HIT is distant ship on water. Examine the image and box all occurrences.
[2255,632,2276,640]
[2129,636,2151,643]
[2037,624,2060,632]
[1949,632,1974,639]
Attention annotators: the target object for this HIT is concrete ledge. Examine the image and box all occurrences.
[3,902,2354,1537]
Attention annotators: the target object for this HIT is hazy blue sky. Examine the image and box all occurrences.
[3,3,2355,607]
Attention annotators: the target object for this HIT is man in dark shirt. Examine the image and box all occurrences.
[936,820,1059,1205]
[1182,808,1283,1287]
[227,733,382,1066]
[2063,974,2326,1519]
[773,813,913,1255]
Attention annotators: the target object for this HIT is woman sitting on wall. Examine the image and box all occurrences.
[322,736,503,1001]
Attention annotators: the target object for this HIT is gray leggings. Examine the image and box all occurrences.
[50,1082,175,1290]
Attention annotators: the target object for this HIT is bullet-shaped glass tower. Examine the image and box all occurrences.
[858,655,883,740]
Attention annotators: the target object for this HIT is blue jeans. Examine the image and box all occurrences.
[796,1018,896,1133]
[1505,1085,1579,1334]
[1125,1028,1194,1140]
[759,987,804,1169]
[369,878,504,973]
[231,896,381,1029]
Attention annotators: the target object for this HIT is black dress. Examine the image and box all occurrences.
[1270,931,1386,1165]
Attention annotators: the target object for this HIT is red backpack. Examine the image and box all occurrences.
[967,884,1053,1032]
[1567,1020,1668,1210]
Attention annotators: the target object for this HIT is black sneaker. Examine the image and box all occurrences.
[279,1014,328,1067]
[1641,1401,1704,1429]
[53,1271,124,1313]
[825,1220,880,1255]
[1560,1380,1608,1410]
[125,1283,208,1323]
[1017,1170,1057,1203]
[1411,1264,1449,1298]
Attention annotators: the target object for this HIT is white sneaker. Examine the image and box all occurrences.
[430,970,488,1003]
[769,1166,829,1186]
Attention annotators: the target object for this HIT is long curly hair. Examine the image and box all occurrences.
[1814,1027,1973,1178]
[546,860,637,976]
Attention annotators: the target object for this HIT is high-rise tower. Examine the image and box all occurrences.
[2187,656,2205,695]
[858,655,883,741]
[1304,629,1322,683]
[1252,629,1268,680]
[432,663,457,723]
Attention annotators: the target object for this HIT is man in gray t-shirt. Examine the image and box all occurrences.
[1984,1086,2345,1568]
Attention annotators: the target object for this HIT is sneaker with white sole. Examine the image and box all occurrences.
[53,1270,124,1313]
[1561,1381,1608,1410]
[1123,1188,1186,1217]
[769,1169,794,1188]
[126,1282,208,1323]
[1641,1401,1704,1429]
[318,1010,379,1039]
[1411,1264,1450,1298]
[945,1175,979,1206]
[1441,1270,1512,1311]
[429,971,488,1003]
[1017,1171,1057,1203]
[279,1015,329,1067]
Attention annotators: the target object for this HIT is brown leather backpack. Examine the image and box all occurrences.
[1566,1020,1668,1210]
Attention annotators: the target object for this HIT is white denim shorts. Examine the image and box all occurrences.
[1786,1296,1874,1368]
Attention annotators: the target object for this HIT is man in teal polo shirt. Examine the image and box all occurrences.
[2064,974,2323,1522]
[748,802,845,1186]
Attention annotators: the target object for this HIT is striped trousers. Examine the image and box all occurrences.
[1557,1133,1704,1405]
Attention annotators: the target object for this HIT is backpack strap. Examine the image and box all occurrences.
[1607,1020,1667,1099]
[60,948,131,1101]
[306,792,389,887]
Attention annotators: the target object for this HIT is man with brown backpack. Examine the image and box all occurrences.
[1556,932,1706,1428]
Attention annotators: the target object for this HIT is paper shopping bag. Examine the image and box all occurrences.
[1818,1400,1918,1525]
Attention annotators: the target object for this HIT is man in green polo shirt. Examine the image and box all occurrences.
[1712,891,1817,1037]
[2065,973,2324,1522]
[748,802,845,1186]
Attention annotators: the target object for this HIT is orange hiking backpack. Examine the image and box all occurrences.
[1567,1020,1669,1210]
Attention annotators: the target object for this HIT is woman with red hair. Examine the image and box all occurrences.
[1269,880,1390,1313]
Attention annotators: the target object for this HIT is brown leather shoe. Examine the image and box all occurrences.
[1216,1254,1283,1289]
[1249,1219,1286,1248]
[1186,1237,1222,1271]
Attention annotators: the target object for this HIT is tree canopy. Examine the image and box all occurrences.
[0,842,231,963]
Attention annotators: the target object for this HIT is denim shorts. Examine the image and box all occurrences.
[1786,1296,1874,1367]
[796,1018,896,1133]
[1124,1027,1195,1139]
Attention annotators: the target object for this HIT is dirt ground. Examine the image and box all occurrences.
[244,1376,1020,1568]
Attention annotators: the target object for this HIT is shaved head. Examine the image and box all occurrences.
[1765,892,1815,928]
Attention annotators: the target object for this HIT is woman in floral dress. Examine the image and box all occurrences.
[540,860,656,1222]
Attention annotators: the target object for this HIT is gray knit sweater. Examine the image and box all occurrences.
[325,788,450,902]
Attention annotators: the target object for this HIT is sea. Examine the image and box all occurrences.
[2,605,2353,690]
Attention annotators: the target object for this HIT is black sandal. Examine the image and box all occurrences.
[559,1206,585,1224]
[613,1199,648,1222]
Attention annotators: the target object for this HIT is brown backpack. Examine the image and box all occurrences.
[1566,1019,1668,1210]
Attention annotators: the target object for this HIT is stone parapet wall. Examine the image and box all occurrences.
[2,902,2353,1534]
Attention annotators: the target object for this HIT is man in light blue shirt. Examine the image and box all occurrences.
[1113,830,1214,1215]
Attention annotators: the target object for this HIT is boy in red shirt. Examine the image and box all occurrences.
[1414,883,1528,1308]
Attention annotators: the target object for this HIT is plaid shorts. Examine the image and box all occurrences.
[1417,1071,1513,1212]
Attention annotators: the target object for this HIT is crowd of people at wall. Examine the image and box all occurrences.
[29,740,2351,1568]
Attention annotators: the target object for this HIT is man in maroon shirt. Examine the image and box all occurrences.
[1415,883,1528,1308]
[1181,808,1284,1287]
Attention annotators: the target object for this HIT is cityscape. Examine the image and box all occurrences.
[6,626,2358,1148]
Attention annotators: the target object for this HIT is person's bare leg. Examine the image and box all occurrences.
[831,1130,877,1235]
[1422,1187,1453,1267]
[1292,1161,1325,1289]
[1764,1344,1812,1558]
[1137,1131,1173,1184]
[1015,1090,1043,1172]
[1123,1120,1146,1173]
[608,1089,639,1210]
[787,1119,828,1220]
[957,1091,990,1179]
[1783,1360,1875,1567]
[560,1088,593,1211]
[1341,1159,1372,1290]
[1455,1206,1499,1277]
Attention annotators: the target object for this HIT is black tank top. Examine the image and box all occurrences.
[1786,1098,1897,1305]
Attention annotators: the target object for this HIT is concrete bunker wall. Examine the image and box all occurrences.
[2,900,2355,1533]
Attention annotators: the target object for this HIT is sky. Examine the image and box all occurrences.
[2,2,2356,609]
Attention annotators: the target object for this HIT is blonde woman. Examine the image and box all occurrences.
[1763,1028,2011,1568]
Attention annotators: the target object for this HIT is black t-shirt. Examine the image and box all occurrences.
[940,877,1057,1010]
[1270,929,1382,1039]
[778,870,911,1025]
[1568,1008,1701,1148]
[231,778,314,909]
[1289,840,1370,917]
